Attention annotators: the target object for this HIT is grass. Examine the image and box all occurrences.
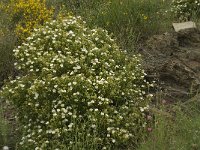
[139,94,200,150]
[88,0,173,50]
[0,100,19,150]
[47,0,173,51]
[0,33,16,87]
[0,98,19,150]
[0,103,9,148]
[0,5,16,87]
[0,8,17,149]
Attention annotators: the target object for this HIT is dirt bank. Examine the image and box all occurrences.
[141,28,200,102]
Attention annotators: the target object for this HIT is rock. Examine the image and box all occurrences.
[141,28,200,102]
[173,21,196,32]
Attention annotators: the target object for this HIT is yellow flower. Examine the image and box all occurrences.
[1,0,54,42]
[143,16,148,20]
[141,14,148,20]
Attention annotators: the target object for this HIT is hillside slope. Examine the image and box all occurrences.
[141,28,200,102]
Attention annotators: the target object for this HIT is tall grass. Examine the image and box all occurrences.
[0,98,20,150]
[0,3,16,87]
[0,103,9,148]
[139,94,200,150]
[47,0,173,51]
[0,33,16,87]
[90,0,173,50]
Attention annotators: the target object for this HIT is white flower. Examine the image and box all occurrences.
[68,112,72,115]
[35,147,40,150]
[100,112,104,116]
[107,127,111,131]
[139,107,144,112]
[119,116,123,119]
[68,123,73,128]
[68,30,74,34]
[112,139,116,143]
[34,92,39,99]
[73,82,77,85]
[73,65,81,70]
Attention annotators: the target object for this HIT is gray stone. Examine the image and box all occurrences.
[173,21,197,32]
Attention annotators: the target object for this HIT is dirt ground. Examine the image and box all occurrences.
[140,28,200,102]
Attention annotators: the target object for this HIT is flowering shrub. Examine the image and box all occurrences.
[2,0,53,42]
[0,16,152,149]
[171,0,200,21]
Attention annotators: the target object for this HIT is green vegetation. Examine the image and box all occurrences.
[0,99,20,150]
[139,94,200,150]
[0,1,16,87]
[0,16,152,149]
[171,0,200,21]
[1,0,54,42]
[0,103,9,148]
[0,0,199,149]
[51,0,173,50]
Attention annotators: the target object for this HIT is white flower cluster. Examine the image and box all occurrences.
[171,0,200,20]
[1,15,152,149]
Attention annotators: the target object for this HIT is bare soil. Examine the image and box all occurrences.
[140,28,200,102]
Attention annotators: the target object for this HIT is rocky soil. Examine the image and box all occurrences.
[141,28,200,102]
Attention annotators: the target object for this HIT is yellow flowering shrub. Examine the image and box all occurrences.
[4,0,54,41]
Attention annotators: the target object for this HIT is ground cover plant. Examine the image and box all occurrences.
[0,15,152,149]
